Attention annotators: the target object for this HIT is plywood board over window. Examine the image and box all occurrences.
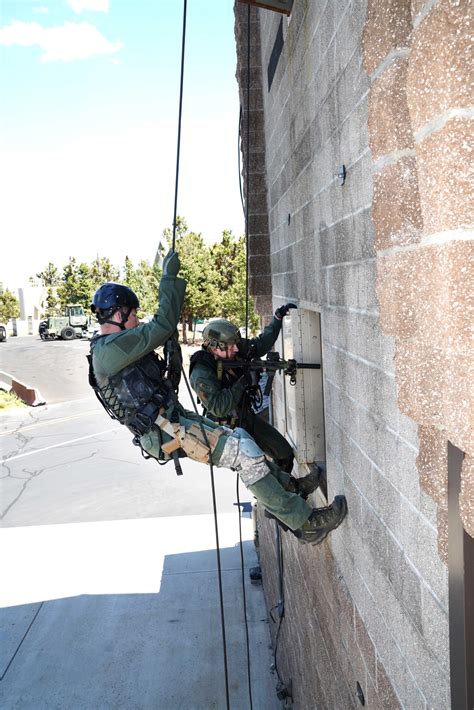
[278,309,325,466]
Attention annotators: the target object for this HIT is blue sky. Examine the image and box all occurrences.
[0,0,244,288]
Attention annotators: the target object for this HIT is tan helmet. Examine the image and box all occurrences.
[202,319,241,349]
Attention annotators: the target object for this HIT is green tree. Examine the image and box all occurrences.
[0,289,20,322]
[36,263,61,317]
[122,256,160,317]
[90,256,120,292]
[36,263,60,287]
[45,287,60,316]
[164,218,218,343]
[57,258,93,310]
[210,231,259,332]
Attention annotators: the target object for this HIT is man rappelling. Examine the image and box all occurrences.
[189,310,324,498]
[88,250,347,545]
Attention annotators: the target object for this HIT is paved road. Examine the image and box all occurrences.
[0,335,245,525]
[0,337,276,709]
[1,335,98,404]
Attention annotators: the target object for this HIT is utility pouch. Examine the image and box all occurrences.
[126,396,166,437]
[180,434,210,463]
[180,423,225,463]
[161,438,181,455]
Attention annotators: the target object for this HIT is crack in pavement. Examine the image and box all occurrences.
[0,408,44,461]
[0,602,44,682]
[0,450,99,521]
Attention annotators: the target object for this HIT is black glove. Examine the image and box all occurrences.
[238,339,257,360]
[238,369,259,389]
[162,250,180,277]
[274,303,297,320]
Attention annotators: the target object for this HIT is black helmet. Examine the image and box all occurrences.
[91,282,139,325]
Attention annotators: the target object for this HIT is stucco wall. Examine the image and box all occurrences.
[235,0,472,707]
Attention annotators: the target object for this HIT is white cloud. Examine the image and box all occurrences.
[0,20,122,62]
[33,6,49,13]
[67,0,109,12]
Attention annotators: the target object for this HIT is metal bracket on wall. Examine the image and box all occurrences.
[337,164,347,186]
[238,0,293,15]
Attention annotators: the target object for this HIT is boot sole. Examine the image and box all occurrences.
[297,499,348,546]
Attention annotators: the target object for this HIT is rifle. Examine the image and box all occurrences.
[218,351,321,396]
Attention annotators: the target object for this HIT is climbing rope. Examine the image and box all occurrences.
[245,4,251,341]
[171,0,187,251]
[168,2,230,707]
[235,6,255,709]
[269,525,286,685]
[238,5,287,698]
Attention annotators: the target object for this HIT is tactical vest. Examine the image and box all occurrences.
[88,339,170,437]
[189,348,253,426]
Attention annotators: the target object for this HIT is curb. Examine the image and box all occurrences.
[0,370,46,406]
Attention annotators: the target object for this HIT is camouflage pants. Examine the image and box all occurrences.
[139,407,312,531]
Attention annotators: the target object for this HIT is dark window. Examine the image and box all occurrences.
[448,442,474,710]
[267,18,283,91]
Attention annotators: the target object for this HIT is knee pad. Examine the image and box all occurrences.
[216,428,269,486]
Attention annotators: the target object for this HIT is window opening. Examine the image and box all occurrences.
[267,18,283,90]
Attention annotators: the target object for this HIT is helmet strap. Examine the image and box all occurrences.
[119,307,133,328]
[101,319,126,330]
[97,307,132,330]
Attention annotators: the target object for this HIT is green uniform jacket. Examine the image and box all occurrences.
[189,317,282,421]
[92,274,186,385]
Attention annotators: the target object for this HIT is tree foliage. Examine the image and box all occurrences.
[90,256,120,291]
[123,256,161,317]
[56,258,93,310]
[36,263,60,287]
[31,217,259,337]
[210,230,259,332]
[0,289,20,323]
[164,218,219,342]
[45,287,60,316]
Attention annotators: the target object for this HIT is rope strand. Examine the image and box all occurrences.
[172,0,188,251]
[236,476,254,709]
[169,2,230,706]
[244,4,251,340]
[180,371,231,709]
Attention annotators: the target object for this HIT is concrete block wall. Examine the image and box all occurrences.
[365,0,473,541]
[234,5,274,319]
[235,0,472,707]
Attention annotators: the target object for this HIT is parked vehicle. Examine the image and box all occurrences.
[39,305,90,341]
[0,324,7,342]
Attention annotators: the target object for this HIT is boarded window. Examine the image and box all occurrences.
[273,309,326,471]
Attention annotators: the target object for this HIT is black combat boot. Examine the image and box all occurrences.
[287,467,323,499]
[293,495,348,545]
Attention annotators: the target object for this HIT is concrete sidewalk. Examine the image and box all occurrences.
[0,514,277,709]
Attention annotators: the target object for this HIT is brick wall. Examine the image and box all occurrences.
[235,0,472,707]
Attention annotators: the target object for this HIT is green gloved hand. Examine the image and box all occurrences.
[162,250,180,277]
